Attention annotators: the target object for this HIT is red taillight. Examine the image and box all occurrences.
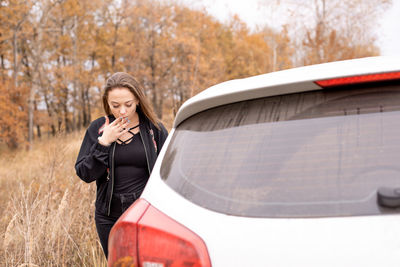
[315,71,400,88]
[108,199,149,266]
[108,199,211,267]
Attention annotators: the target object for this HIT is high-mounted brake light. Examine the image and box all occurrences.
[315,71,400,88]
[108,199,211,267]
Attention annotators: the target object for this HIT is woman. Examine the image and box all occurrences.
[75,72,168,258]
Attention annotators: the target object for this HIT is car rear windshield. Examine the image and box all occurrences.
[160,81,400,218]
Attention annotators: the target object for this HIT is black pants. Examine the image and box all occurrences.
[95,192,138,258]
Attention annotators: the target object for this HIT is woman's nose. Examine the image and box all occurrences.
[120,106,127,115]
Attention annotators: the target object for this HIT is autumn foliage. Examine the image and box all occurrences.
[0,0,391,149]
[0,78,27,149]
[0,0,393,266]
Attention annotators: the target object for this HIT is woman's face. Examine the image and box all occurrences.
[107,87,139,121]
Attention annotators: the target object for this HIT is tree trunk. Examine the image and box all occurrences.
[0,54,5,81]
[12,29,19,87]
[36,125,41,139]
[28,84,35,145]
[64,103,70,133]
[84,88,91,126]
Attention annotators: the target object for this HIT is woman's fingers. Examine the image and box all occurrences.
[104,116,110,125]
[122,119,129,129]
[116,125,131,138]
[103,117,132,141]
[110,116,123,127]
[119,121,130,133]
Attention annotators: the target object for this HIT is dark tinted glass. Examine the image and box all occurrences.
[161,82,400,217]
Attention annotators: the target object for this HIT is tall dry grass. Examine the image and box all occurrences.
[0,131,107,266]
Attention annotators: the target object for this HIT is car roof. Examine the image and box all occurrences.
[173,56,400,127]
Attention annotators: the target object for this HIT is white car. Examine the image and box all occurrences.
[108,56,400,267]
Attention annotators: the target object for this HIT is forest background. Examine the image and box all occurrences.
[0,0,393,266]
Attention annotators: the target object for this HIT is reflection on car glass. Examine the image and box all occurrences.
[161,83,400,217]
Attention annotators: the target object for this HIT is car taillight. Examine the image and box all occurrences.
[107,199,149,266]
[315,71,400,87]
[108,198,211,267]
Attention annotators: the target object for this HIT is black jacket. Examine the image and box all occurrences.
[75,111,168,216]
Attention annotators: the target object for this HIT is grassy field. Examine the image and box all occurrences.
[0,131,107,266]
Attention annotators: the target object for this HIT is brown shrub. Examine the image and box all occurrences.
[0,131,107,266]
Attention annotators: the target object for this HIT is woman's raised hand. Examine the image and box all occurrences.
[98,116,130,146]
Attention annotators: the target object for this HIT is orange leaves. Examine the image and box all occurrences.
[1,0,388,149]
[0,78,28,149]
[1,0,297,141]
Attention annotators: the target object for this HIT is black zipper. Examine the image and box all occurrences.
[107,142,116,216]
[107,125,151,215]
[140,126,151,176]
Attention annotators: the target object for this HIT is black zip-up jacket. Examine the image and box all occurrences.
[75,111,168,216]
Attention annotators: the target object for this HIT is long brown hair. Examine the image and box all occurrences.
[102,72,160,129]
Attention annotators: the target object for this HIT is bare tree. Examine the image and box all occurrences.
[26,0,64,149]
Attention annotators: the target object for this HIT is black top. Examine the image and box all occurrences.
[114,131,148,194]
[75,109,169,216]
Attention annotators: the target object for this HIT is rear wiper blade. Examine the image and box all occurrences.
[377,187,400,208]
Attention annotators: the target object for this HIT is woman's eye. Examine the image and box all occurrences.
[112,106,119,109]
[126,105,132,108]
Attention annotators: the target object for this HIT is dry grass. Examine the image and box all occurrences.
[0,131,107,266]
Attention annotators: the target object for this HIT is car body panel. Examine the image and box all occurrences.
[115,56,400,266]
[143,168,400,267]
